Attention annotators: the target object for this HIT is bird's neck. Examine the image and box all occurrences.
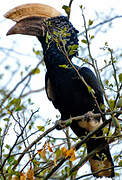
[37,15,79,76]
[38,36,72,72]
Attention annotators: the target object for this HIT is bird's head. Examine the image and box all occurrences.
[4,3,61,36]
[5,3,79,57]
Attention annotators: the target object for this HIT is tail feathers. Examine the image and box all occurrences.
[87,139,114,177]
[90,157,114,177]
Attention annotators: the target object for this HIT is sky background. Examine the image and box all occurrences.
[0,0,122,179]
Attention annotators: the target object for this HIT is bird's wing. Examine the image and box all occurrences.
[78,66,104,105]
[45,72,55,102]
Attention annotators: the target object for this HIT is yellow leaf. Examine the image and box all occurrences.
[31,68,40,74]
[59,64,68,69]
[61,147,67,156]
[61,147,76,161]
[66,148,74,157]
[20,172,26,180]
[53,152,57,166]
[103,127,108,134]
[26,167,34,180]
[38,149,46,159]
[37,125,45,132]
[8,110,12,115]
[115,172,120,176]
[69,153,76,161]
[37,148,43,154]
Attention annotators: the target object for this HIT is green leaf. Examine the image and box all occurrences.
[46,31,51,44]
[65,166,70,175]
[7,165,14,174]
[115,172,120,176]
[31,68,40,74]
[32,159,40,167]
[65,119,72,126]
[5,144,10,149]
[116,98,122,108]
[87,86,94,94]
[70,44,78,50]
[119,160,122,166]
[3,118,9,121]
[68,44,78,55]
[112,116,121,130]
[37,125,45,132]
[17,146,22,150]
[100,103,105,111]
[55,148,61,159]
[1,176,4,180]
[109,98,115,110]
[118,73,122,83]
[81,39,87,44]
[103,127,108,134]
[105,79,109,85]
[69,50,74,55]
[59,64,69,69]
[80,5,83,9]
[8,156,14,164]
[88,19,93,26]
[90,35,94,39]
[7,98,22,112]
[15,106,23,112]
[62,5,70,16]
[33,48,42,56]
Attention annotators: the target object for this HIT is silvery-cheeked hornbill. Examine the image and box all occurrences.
[5,3,114,177]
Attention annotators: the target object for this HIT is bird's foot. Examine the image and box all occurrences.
[84,111,94,122]
[78,111,103,132]
[55,120,67,130]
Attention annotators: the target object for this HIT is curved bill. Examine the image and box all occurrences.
[6,16,45,36]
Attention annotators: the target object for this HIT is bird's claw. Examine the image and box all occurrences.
[84,111,94,122]
[55,120,66,130]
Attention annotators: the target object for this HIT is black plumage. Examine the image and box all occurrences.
[5,5,114,177]
[38,16,114,177]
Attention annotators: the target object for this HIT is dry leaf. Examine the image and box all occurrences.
[20,172,26,180]
[53,152,57,166]
[26,167,34,180]
[47,141,53,152]
[61,147,67,156]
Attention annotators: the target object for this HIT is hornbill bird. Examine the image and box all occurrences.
[5,3,114,177]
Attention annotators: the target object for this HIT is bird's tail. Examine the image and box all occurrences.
[86,130,114,177]
[72,116,115,178]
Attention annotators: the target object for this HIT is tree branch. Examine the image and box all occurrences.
[79,15,122,36]
[12,123,57,171]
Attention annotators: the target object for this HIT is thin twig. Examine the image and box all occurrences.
[0,60,42,108]
[0,109,39,171]
[12,123,57,171]
[79,15,122,36]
